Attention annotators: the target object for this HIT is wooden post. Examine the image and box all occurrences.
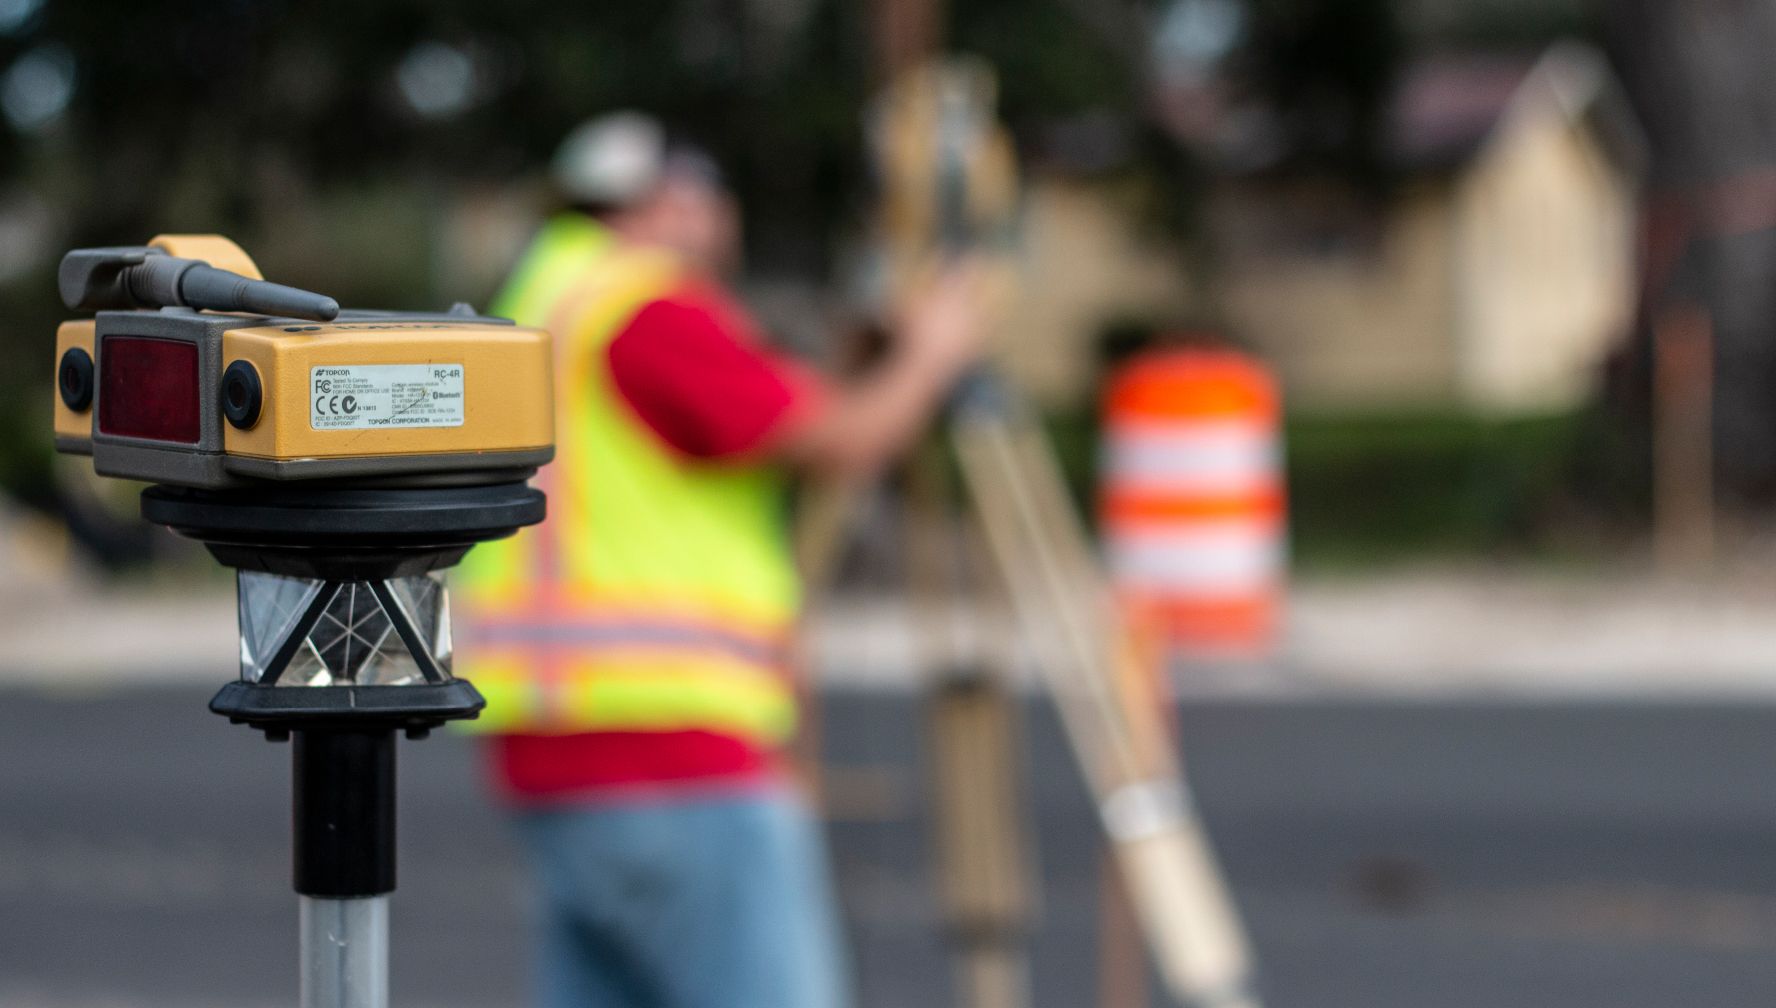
[872,0,947,83]
[1652,305,1715,572]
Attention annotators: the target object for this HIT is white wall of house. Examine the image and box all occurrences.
[998,176,1196,405]
[1451,72,1638,414]
[1215,178,1462,410]
[1212,47,1638,415]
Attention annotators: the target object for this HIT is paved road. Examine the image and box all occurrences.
[3,684,1776,1006]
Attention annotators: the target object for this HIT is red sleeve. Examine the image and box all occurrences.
[606,286,828,460]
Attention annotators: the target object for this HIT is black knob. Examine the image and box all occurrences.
[58,346,93,412]
[221,360,263,429]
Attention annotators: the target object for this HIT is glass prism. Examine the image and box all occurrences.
[235,570,453,686]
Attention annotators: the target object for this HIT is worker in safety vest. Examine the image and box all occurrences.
[455,112,986,1008]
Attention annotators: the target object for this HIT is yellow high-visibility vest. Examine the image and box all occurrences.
[453,214,800,746]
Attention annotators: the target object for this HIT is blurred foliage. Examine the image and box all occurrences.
[1403,0,1597,47]
[953,0,1142,124]
[0,0,1616,569]
[0,0,1146,518]
[1282,409,1636,567]
[1240,0,1403,185]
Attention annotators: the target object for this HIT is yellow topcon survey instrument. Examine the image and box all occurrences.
[51,234,552,1008]
[55,234,552,487]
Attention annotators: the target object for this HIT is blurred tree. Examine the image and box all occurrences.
[1400,0,1594,47]
[0,0,880,520]
[1238,0,1403,186]
[1605,0,1776,505]
[0,0,1153,481]
[0,0,1412,536]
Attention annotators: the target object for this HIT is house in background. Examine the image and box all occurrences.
[1212,42,1644,414]
[422,42,1642,423]
[1000,41,1644,416]
[994,173,1198,404]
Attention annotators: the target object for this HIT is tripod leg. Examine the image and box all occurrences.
[907,444,1034,1008]
[950,405,1262,1008]
[928,672,1034,1008]
[795,476,872,591]
[791,472,886,811]
[1098,848,1149,1008]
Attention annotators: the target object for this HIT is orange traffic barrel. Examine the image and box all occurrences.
[1099,347,1285,658]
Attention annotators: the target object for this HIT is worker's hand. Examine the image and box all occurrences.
[895,259,994,374]
[778,258,1003,476]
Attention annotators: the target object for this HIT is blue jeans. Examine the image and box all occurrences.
[510,784,850,1008]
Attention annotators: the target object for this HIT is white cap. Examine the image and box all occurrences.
[551,111,667,208]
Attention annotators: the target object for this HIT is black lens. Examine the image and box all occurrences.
[57,346,93,411]
[221,359,263,429]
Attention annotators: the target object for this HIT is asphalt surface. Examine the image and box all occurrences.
[3,684,1776,1007]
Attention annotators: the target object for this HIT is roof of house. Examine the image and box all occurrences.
[1387,42,1640,172]
[1387,52,1539,169]
[1148,40,1643,179]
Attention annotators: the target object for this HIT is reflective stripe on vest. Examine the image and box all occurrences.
[453,215,801,743]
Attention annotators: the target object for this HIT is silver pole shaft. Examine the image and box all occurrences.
[301,895,389,1008]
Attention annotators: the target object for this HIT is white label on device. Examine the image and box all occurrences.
[310,364,465,431]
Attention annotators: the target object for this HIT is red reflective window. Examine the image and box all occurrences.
[98,336,201,444]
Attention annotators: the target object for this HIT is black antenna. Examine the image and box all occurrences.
[59,246,340,322]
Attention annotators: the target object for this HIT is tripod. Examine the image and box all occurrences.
[802,369,1263,1008]
[814,52,1263,1008]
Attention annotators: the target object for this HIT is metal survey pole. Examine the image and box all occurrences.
[294,728,396,1008]
[301,896,389,1008]
[180,484,545,1008]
